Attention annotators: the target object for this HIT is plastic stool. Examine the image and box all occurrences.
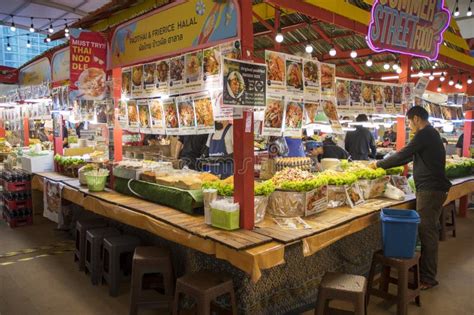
[129,246,174,315]
[102,235,141,297]
[315,272,367,315]
[74,218,107,271]
[172,271,237,315]
[439,201,456,241]
[367,250,421,315]
[85,227,120,285]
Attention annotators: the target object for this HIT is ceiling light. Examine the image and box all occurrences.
[468,76,473,85]
[410,66,414,71]
[329,47,337,57]
[65,32,70,38]
[435,62,439,67]
[432,65,436,69]
[437,85,442,92]
[383,63,390,70]
[46,35,51,43]
[454,5,460,17]
[26,40,31,49]
[64,19,70,34]
[366,57,373,67]
[392,63,399,70]
[468,6,472,16]
[396,67,402,74]
[6,37,11,51]
[350,50,357,58]
[29,17,35,33]
[429,71,435,80]
[440,73,446,82]
[10,15,15,32]
[48,19,54,33]
[305,44,313,54]
[275,28,283,43]
[449,76,454,86]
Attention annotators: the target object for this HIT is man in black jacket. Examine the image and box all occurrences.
[370,106,451,290]
[345,114,377,160]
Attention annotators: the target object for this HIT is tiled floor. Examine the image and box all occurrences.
[0,210,473,315]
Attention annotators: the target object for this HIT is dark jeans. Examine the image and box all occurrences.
[416,191,448,284]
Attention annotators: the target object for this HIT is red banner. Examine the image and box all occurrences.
[69,29,107,100]
[0,66,18,84]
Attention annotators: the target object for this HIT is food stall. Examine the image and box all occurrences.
[2,0,474,313]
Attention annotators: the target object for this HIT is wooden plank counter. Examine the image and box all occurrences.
[33,172,473,282]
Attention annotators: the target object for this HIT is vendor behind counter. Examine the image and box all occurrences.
[206,121,233,179]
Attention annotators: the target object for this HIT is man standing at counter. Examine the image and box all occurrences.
[370,106,451,290]
[345,114,377,160]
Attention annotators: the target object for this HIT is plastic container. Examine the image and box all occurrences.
[85,171,109,192]
[380,208,420,258]
[211,207,240,230]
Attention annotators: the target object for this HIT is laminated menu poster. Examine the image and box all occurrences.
[429,103,442,119]
[106,99,115,128]
[52,87,61,111]
[183,51,204,94]
[222,58,266,108]
[220,40,242,60]
[80,100,95,121]
[286,54,304,94]
[117,100,128,129]
[60,86,69,110]
[193,92,215,134]
[284,97,304,137]
[262,94,285,136]
[373,85,384,114]
[336,79,350,110]
[155,59,170,96]
[163,98,179,135]
[393,85,403,113]
[95,101,108,124]
[143,62,159,98]
[361,83,374,110]
[320,63,336,97]
[304,101,320,125]
[414,77,429,97]
[265,50,286,94]
[403,82,414,104]
[127,100,139,132]
[212,90,243,121]
[137,100,152,134]
[349,81,362,110]
[303,59,320,101]
[121,68,131,98]
[131,65,144,98]
[177,96,197,135]
[203,46,221,90]
[383,85,395,114]
[149,99,165,134]
[169,55,185,94]
[322,97,343,134]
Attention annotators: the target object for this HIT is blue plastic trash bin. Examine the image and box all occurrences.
[380,208,420,258]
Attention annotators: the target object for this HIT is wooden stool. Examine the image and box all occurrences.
[129,246,174,315]
[367,250,421,315]
[172,271,237,315]
[85,227,120,285]
[74,218,107,271]
[102,235,141,297]
[439,201,456,241]
[315,272,367,315]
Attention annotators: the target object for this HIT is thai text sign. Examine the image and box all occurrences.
[368,0,450,60]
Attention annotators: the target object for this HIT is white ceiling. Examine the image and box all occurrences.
[0,0,111,34]
[446,0,474,39]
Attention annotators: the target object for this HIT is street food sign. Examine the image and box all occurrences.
[368,0,450,60]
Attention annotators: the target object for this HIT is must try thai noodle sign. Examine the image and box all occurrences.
[368,0,450,60]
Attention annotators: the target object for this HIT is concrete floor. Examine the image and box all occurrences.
[0,211,473,315]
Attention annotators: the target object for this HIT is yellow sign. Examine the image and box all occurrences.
[19,57,51,86]
[110,0,239,68]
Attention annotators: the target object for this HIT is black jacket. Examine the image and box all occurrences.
[377,125,451,192]
[344,126,377,160]
[318,145,350,162]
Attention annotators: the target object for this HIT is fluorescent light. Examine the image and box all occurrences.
[381,75,400,80]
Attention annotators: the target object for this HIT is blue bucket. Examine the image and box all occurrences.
[380,208,420,259]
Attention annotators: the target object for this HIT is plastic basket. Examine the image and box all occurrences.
[211,207,240,230]
[381,208,420,258]
[85,174,108,192]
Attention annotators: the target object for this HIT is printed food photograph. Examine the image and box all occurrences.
[374,86,384,104]
[320,64,334,89]
[194,97,214,127]
[303,61,319,85]
[336,80,349,104]
[384,86,393,103]
[121,70,131,95]
[226,71,245,99]
[185,51,203,82]
[286,61,303,90]
[203,47,220,76]
[118,100,127,118]
[349,81,362,103]
[138,104,150,127]
[264,99,284,128]
[266,52,285,82]
[144,63,156,85]
[322,99,338,121]
[156,60,169,83]
[362,84,373,103]
[164,102,178,128]
[149,100,163,121]
[304,102,319,124]
[285,102,303,128]
[78,67,106,98]
[393,86,403,104]
[178,101,195,127]
[127,101,139,124]
[170,56,185,81]
[430,103,442,118]
[132,65,143,87]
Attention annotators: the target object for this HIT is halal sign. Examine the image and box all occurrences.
[368,0,450,60]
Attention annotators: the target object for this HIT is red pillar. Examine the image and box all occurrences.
[458,110,473,217]
[234,0,255,230]
[23,117,30,147]
[112,68,123,162]
[396,56,411,152]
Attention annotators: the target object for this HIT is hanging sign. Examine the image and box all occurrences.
[69,29,107,100]
[52,47,70,83]
[110,0,239,68]
[19,57,51,86]
[368,0,450,60]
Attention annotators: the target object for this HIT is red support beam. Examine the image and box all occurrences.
[252,11,275,33]
[254,22,308,38]
[274,7,281,51]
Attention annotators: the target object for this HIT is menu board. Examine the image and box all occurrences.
[155,60,170,96]
[383,86,394,113]
[304,101,320,125]
[373,85,384,113]
[163,98,179,135]
[176,96,196,135]
[284,96,304,136]
[169,56,185,94]
[203,46,221,89]
[127,100,139,131]
[262,94,285,136]
[320,63,336,97]
[193,92,215,134]
[142,62,159,97]
[106,99,115,128]
[303,59,320,101]
[183,51,204,94]
[137,100,152,133]
[131,65,144,98]
[149,99,165,134]
[265,51,286,94]
[350,81,363,110]
[121,68,131,98]
[285,54,304,94]
[336,79,350,110]
[95,101,107,123]
[322,97,342,133]
[117,100,128,129]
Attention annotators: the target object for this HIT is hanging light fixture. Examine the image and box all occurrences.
[429,71,435,80]
[350,31,357,58]
[6,37,11,51]
[458,81,463,89]
[26,34,31,48]
[449,76,454,86]
[329,47,337,57]
[10,15,15,32]
[65,32,70,38]
[46,34,51,43]
[468,75,473,85]
[396,67,402,74]
[29,17,35,33]
[305,44,313,54]
[440,72,446,82]
[366,57,373,67]
[48,19,54,34]
[437,84,442,92]
[383,63,390,70]
[392,63,399,70]
[64,19,70,34]
[350,50,357,58]
[453,0,460,16]
[468,3,473,16]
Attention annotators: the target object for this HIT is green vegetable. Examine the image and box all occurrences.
[386,166,404,175]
